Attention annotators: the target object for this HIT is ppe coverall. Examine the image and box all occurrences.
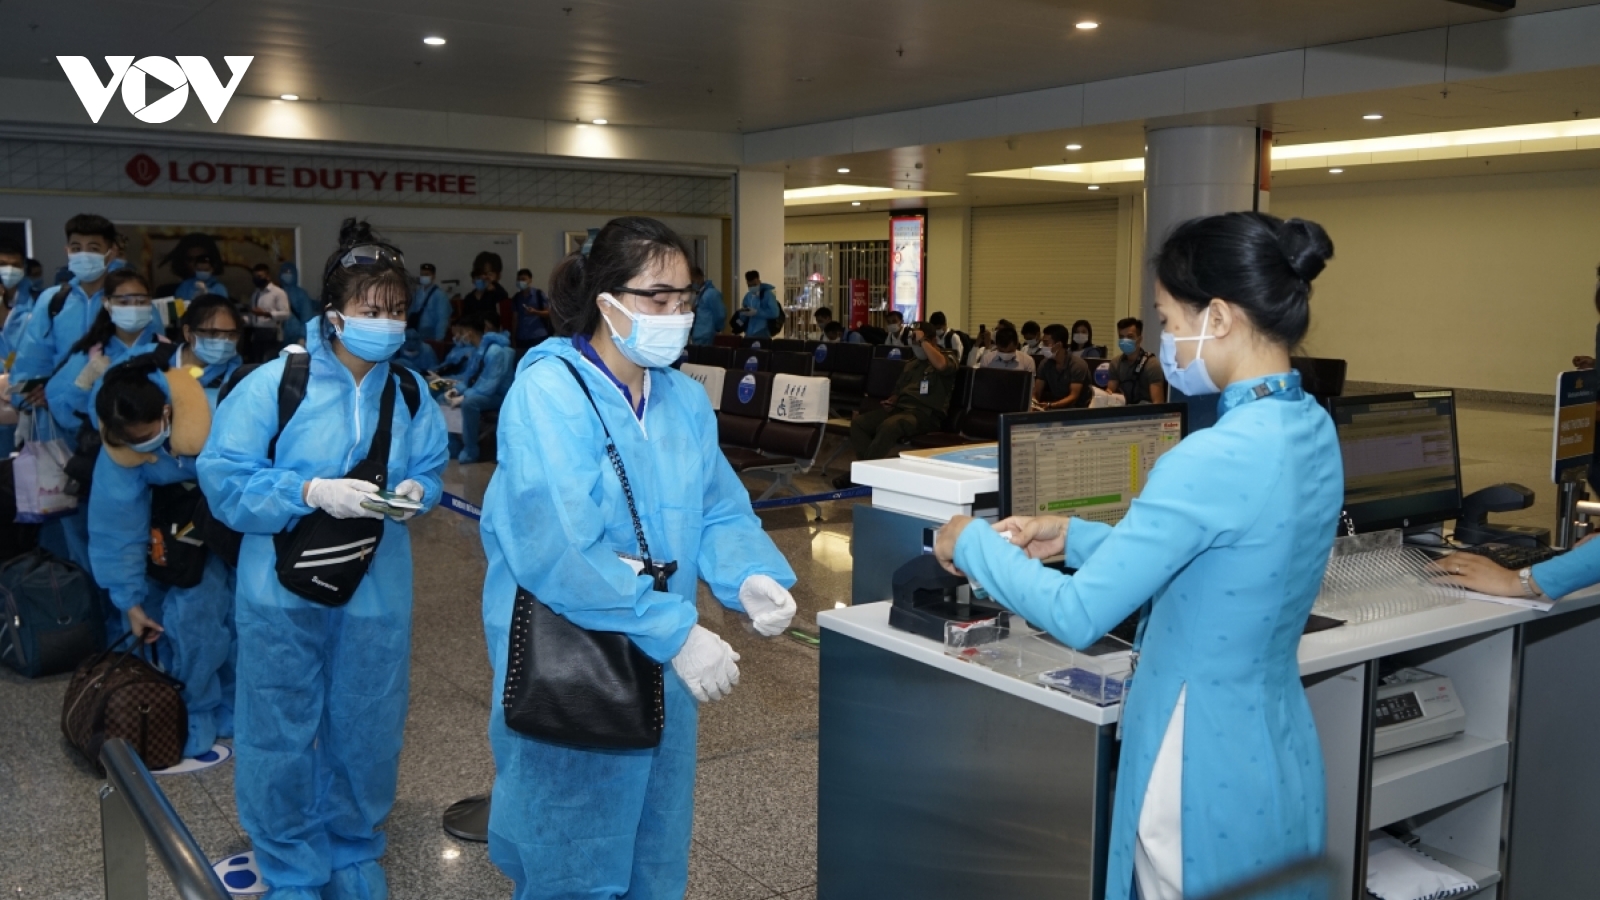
[480,337,794,900]
[197,342,449,899]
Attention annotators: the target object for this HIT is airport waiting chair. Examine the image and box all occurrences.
[717,370,827,518]
[731,348,770,373]
[820,343,874,412]
[1290,356,1348,409]
[717,370,772,463]
[685,345,735,369]
[766,338,808,353]
[959,368,1035,440]
[769,350,815,377]
[904,367,977,449]
[872,344,912,360]
[712,334,741,348]
[818,355,908,476]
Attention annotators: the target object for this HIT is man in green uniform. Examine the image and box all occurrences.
[842,321,958,475]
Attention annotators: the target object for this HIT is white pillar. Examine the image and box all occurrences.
[735,169,786,302]
[1141,125,1265,340]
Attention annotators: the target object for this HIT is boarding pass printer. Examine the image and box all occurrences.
[1372,668,1467,757]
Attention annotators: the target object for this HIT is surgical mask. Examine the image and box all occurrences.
[129,421,170,454]
[473,278,487,291]
[600,293,693,369]
[280,270,296,285]
[194,269,212,282]
[28,276,44,292]
[1118,338,1138,355]
[0,266,21,289]
[332,313,406,362]
[912,344,928,361]
[1023,338,1040,350]
[194,337,237,365]
[517,280,531,291]
[67,251,107,282]
[108,304,153,332]
[1073,332,1089,346]
[418,275,433,286]
[1158,315,1220,396]
[996,351,1016,362]
[252,275,269,288]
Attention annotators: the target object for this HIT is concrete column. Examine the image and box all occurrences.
[926,206,970,329]
[1142,125,1265,428]
[734,169,786,304]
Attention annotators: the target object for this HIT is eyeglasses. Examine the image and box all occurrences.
[612,286,696,314]
[339,244,404,270]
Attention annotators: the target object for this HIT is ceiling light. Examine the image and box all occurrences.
[1364,114,1384,121]
[837,167,850,173]
[1329,168,1344,174]
[1066,143,1082,151]
[422,36,446,46]
[1087,184,1101,190]
[851,201,862,206]
[592,118,608,125]
[1076,21,1099,30]
[279,94,298,101]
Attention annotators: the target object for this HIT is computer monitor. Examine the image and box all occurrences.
[1331,390,1463,533]
[997,404,1188,522]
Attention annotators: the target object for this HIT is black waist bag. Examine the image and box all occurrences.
[272,371,398,607]
[146,482,209,588]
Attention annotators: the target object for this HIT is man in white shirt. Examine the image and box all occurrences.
[973,325,1036,373]
[246,262,291,362]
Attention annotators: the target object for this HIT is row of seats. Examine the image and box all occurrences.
[708,370,829,516]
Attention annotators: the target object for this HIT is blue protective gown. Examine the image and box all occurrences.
[196,342,449,898]
[952,371,1343,900]
[453,331,514,463]
[180,345,244,408]
[86,373,236,758]
[278,263,320,347]
[1531,538,1600,599]
[175,276,229,301]
[1,279,37,368]
[394,331,439,375]
[480,337,795,900]
[689,280,725,347]
[46,323,167,432]
[413,284,450,342]
[10,281,101,386]
[736,283,781,340]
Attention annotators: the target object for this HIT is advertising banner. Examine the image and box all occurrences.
[890,214,925,322]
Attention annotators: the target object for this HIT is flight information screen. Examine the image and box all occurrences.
[1002,409,1185,524]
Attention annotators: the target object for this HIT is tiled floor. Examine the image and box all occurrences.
[0,399,1561,899]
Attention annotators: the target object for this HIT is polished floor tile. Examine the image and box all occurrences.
[0,401,1556,898]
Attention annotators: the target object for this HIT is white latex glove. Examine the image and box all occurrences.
[74,351,112,390]
[392,479,425,522]
[738,574,797,637]
[303,477,384,520]
[445,390,463,409]
[672,625,740,703]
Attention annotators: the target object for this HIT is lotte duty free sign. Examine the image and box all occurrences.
[123,153,478,196]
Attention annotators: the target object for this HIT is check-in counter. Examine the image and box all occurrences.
[820,462,1600,900]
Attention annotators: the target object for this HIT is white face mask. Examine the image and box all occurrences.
[0,265,20,289]
[996,351,1015,361]
[1072,332,1089,346]
[600,294,694,369]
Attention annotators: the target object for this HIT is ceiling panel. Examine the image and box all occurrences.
[0,0,1589,132]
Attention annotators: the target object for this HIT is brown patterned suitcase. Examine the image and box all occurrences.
[61,637,187,774]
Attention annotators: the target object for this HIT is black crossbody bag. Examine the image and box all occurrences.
[502,357,669,750]
[272,370,399,607]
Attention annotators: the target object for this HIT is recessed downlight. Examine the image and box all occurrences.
[851,201,862,206]
[279,94,299,101]
[837,167,850,173]
[1087,184,1101,190]
[1363,114,1383,121]
[423,36,446,46]
[592,118,608,125]
[1329,168,1344,174]
[1066,143,1083,151]
[1076,21,1099,30]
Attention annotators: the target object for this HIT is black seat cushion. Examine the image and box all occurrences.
[758,420,823,460]
[722,446,779,471]
[864,358,908,401]
[716,412,764,451]
[769,351,815,377]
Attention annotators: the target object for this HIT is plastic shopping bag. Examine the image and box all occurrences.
[14,413,79,523]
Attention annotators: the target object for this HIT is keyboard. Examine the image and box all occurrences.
[1458,543,1560,570]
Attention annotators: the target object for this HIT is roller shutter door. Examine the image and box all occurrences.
[968,201,1119,340]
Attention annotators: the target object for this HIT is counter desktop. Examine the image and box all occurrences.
[819,391,1600,900]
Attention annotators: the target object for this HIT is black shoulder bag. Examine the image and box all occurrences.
[502,357,669,750]
[271,369,398,607]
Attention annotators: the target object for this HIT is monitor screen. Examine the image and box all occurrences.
[1331,391,1463,533]
[998,404,1188,522]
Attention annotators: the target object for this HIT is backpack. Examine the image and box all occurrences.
[64,343,182,500]
[0,549,103,678]
[942,329,977,366]
[854,325,888,346]
[201,355,422,567]
[147,482,209,588]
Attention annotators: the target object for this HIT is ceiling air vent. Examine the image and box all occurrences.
[596,77,648,88]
